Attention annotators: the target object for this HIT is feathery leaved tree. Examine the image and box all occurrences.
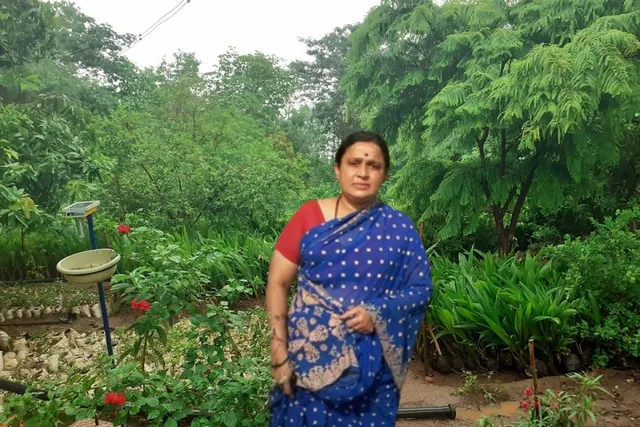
[345,0,640,253]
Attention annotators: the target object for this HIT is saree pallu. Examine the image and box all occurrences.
[269,203,433,426]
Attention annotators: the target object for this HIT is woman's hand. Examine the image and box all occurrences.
[340,306,374,334]
[271,357,295,397]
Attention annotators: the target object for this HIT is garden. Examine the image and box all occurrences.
[1,0,640,426]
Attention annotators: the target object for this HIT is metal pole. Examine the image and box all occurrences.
[87,213,114,357]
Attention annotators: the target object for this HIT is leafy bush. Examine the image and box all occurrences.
[548,207,640,305]
[428,250,581,368]
[545,208,640,364]
[114,225,273,299]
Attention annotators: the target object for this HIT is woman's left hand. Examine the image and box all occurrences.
[340,306,374,334]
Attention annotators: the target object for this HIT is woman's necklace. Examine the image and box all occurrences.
[334,194,342,219]
[334,194,380,219]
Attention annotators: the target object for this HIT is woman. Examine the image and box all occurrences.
[266,131,432,426]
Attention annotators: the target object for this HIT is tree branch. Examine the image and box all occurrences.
[140,163,164,196]
[476,126,492,201]
[500,186,518,218]
[499,56,510,78]
[476,127,490,161]
[507,156,539,239]
[500,129,507,178]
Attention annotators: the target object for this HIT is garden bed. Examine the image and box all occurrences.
[1,316,639,426]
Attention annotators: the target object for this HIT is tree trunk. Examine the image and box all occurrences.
[495,218,512,255]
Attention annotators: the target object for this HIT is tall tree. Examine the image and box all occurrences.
[209,49,296,128]
[291,25,362,156]
[345,0,640,253]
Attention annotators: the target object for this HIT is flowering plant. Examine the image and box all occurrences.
[131,298,151,312]
[117,224,131,235]
[479,373,607,427]
[104,392,126,406]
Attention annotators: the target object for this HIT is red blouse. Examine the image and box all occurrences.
[274,200,325,265]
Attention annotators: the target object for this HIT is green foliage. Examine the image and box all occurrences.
[0,305,272,426]
[211,48,297,128]
[0,221,87,281]
[95,52,308,232]
[112,225,273,297]
[546,207,640,362]
[428,250,580,364]
[547,207,640,304]
[0,101,102,214]
[346,0,640,253]
[291,24,362,154]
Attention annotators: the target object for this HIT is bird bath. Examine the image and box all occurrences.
[56,249,121,285]
[59,200,117,357]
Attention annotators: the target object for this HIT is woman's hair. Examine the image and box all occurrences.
[334,131,390,170]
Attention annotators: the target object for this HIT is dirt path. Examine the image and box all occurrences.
[397,361,640,426]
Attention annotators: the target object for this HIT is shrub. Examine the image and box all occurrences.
[545,207,640,364]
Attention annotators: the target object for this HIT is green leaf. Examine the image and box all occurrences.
[146,397,160,407]
[222,412,238,427]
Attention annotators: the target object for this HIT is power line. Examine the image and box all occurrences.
[139,0,186,39]
[58,0,192,62]
[121,0,192,55]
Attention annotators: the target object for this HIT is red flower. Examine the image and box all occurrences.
[552,401,559,409]
[117,224,131,235]
[131,299,151,312]
[104,392,126,406]
[534,400,541,408]
[524,386,533,397]
[521,401,530,412]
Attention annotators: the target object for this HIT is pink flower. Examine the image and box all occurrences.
[104,392,126,406]
[117,224,131,235]
[524,386,533,397]
[521,400,530,412]
[552,401,559,409]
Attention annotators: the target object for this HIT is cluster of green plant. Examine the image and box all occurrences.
[545,207,640,367]
[112,225,273,301]
[427,250,580,369]
[0,224,89,281]
[0,279,272,426]
[424,208,640,370]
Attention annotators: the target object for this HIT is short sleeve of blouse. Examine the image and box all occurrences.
[274,201,324,265]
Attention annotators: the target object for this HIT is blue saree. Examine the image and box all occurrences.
[269,202,433,426]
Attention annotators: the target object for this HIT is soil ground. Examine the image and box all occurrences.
[397,361,640,427]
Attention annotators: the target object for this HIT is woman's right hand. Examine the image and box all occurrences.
[271,360,294,397]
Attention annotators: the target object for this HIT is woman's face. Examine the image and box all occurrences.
[334,141,388,203]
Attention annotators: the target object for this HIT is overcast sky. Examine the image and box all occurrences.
[67,0,382,71]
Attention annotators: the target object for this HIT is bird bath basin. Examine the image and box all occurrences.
[56,249,121,285]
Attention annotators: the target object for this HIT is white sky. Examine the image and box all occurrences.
[67,0,382,71]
